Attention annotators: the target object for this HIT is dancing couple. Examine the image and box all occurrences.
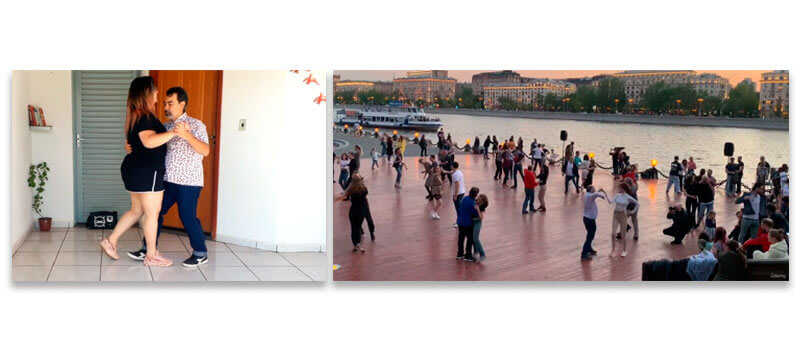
[100,76,211,267]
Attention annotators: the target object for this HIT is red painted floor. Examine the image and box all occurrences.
[333,155,742,281]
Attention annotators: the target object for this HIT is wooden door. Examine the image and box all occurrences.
[149,70,221,238]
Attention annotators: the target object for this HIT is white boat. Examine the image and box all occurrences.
[334,105,443,131]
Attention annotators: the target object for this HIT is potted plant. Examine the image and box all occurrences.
[28,162,51,231]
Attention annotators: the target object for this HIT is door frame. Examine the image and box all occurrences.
[72,70,142,224]
[148,70,223,239]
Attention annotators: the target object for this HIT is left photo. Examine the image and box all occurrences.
[11,70,328,282]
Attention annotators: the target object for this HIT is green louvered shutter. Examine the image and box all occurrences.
[73,70,138,222]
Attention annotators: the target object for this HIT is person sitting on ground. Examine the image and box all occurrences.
[766,203,789,234]
[753,229,789,260]
[663,205,693,244]
[713,240,747,281]
[742,218,775,258]
[687,239,717,281]
[711,227,728,258]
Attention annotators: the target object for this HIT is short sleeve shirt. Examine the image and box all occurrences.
[452,170,465,195]
[163,114,208,187]
[125,113,167,170]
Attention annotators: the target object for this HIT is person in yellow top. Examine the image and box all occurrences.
[399,136,408,155]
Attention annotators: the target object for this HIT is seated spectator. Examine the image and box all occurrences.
[753,229,789,260]
[687,239,717,281]
[711,227,728,258]
[663,205,693,244]
[728,210,743,241]
[742,218,774,258]
[713,240,747,281]
[767,203,789,234]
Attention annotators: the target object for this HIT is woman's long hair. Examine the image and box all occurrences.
[345,174,367,197]
[726,240,747,268]
[125,76,157,135]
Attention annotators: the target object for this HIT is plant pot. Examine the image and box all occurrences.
[38,217,52,232]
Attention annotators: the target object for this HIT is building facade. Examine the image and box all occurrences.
[471,70,521,95]
[392,71,456,102]
[689,73,731,99]
[613,70,695,103]
[759,70,789,119]
[483,79,576,108]
[334,80,393,96]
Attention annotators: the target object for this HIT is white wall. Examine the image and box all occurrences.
[29,71,74,228]
[215,70,327,252]
[10,71,34,251]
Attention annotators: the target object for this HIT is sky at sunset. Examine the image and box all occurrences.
[336,70,775,90]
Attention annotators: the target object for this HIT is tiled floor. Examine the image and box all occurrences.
[13,226,327,282]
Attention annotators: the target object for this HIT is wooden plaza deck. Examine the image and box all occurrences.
[332,154,742,281]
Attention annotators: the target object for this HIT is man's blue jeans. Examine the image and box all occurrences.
[739,217,759,243]
[141,182,207,257]
[666,175,681,193]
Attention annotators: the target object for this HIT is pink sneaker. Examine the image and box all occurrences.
[100,239,119,260]
[144,254,173,267]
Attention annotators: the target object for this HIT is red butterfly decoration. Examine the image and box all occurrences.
[289,70,299,74]
[313,93,326,104]
[303,73,319,86]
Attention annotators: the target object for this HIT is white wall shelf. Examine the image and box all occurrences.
[29,125,53,131]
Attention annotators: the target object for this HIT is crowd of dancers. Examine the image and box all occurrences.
[334,128,789,279]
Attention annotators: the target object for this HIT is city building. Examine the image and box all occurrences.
[471,70,521,95]
[759,70,789,119]
[612,70,695,103]
[689,73,731,99]
[392,70,456,102]
[483,79,576,108]
[334,80,393,96]
[566,74,611,87]
[456,82,473,95]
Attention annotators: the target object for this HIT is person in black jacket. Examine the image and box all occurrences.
[663,205,693,244]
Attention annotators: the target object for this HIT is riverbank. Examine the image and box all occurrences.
[426,108,789,131]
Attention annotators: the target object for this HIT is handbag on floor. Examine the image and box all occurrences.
[86,211,118,229]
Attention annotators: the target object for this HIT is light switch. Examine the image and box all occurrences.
[238,119,246,131]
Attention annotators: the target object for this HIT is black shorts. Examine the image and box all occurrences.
[121,166,165,192]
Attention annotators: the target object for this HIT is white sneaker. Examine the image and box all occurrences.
[453,223,458,228]
[621,250,627,257]
[434,214,441,220]
[431,212,436,219]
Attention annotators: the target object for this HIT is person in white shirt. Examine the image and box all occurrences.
[607,182,639,257]
[582,186,608,260]
[445,162,466,228]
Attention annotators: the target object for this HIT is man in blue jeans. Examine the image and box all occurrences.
[457,187,482,262]
[736,182,766,243]
[126,87,211,267]
[581,186,608,259]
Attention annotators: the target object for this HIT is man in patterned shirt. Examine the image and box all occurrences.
[127,87,211,267]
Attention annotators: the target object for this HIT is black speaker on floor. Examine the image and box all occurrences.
[724,142,734,157]
[560,130,568,141]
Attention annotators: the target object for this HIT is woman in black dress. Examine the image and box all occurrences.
[100,76,176,267]
[337,174,370,252]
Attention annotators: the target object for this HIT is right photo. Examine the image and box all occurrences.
[331,69,790,281]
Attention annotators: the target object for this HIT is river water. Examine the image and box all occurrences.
[392,113,789,185]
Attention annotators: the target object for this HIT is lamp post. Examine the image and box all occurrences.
[614,98,619,113]
[565,97,571,112]
[697,98,704,116]
[676,99,682,115]
[628,98,634,114]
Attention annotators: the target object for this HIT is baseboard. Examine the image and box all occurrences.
[11,222,34,254]
[214,234,324,253]
[275,243,325,253]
